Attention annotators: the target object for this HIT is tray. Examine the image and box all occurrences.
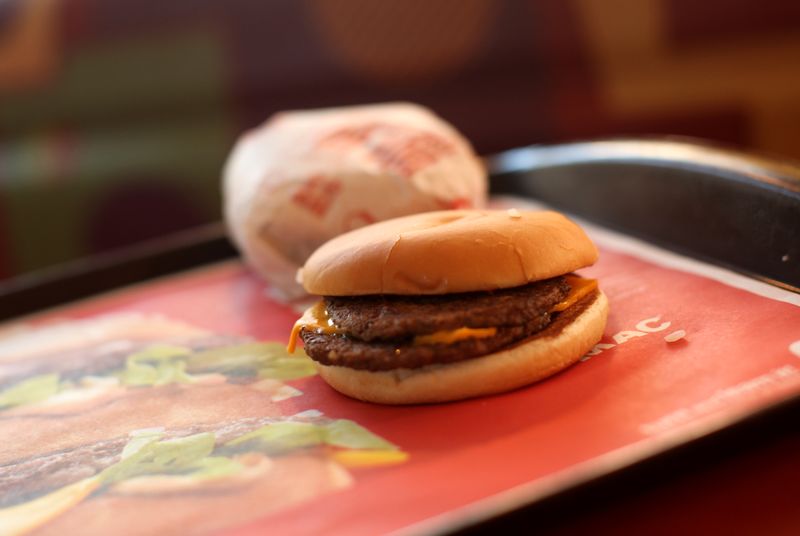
[1,138,799,535]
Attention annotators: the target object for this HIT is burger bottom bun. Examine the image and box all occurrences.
[316,291,609,405]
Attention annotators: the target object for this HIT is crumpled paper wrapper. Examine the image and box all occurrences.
[223,102,487,300]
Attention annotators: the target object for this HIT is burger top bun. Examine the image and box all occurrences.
[301,209,599,296]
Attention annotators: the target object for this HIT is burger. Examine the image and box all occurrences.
[288,209,609,404]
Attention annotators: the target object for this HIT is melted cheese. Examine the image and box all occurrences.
[413,327,497,346]
[551,275,598,312]
[287,301,342,353]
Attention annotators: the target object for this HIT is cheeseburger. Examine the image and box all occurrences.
[288,209,608,404]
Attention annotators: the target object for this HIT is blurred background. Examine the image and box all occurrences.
[2,0,800,281]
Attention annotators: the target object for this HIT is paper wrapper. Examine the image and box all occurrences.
[223,102,487,300]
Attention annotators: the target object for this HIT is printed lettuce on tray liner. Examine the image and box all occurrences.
[0,314,408,536]
[0,413,406,536]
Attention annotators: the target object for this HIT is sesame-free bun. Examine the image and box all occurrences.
[301,210,599,295]
[315,291,608,404]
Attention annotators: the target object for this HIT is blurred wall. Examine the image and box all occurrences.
[1,0,799,279]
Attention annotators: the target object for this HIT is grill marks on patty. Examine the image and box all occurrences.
[300,277,584,371]
[324,277,570,341]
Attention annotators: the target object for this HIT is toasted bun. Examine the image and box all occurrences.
[315,291,608,404]
[301,210,598,295]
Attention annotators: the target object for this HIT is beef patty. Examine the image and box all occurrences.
[301,278,594,371]
[324,276,570,341]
